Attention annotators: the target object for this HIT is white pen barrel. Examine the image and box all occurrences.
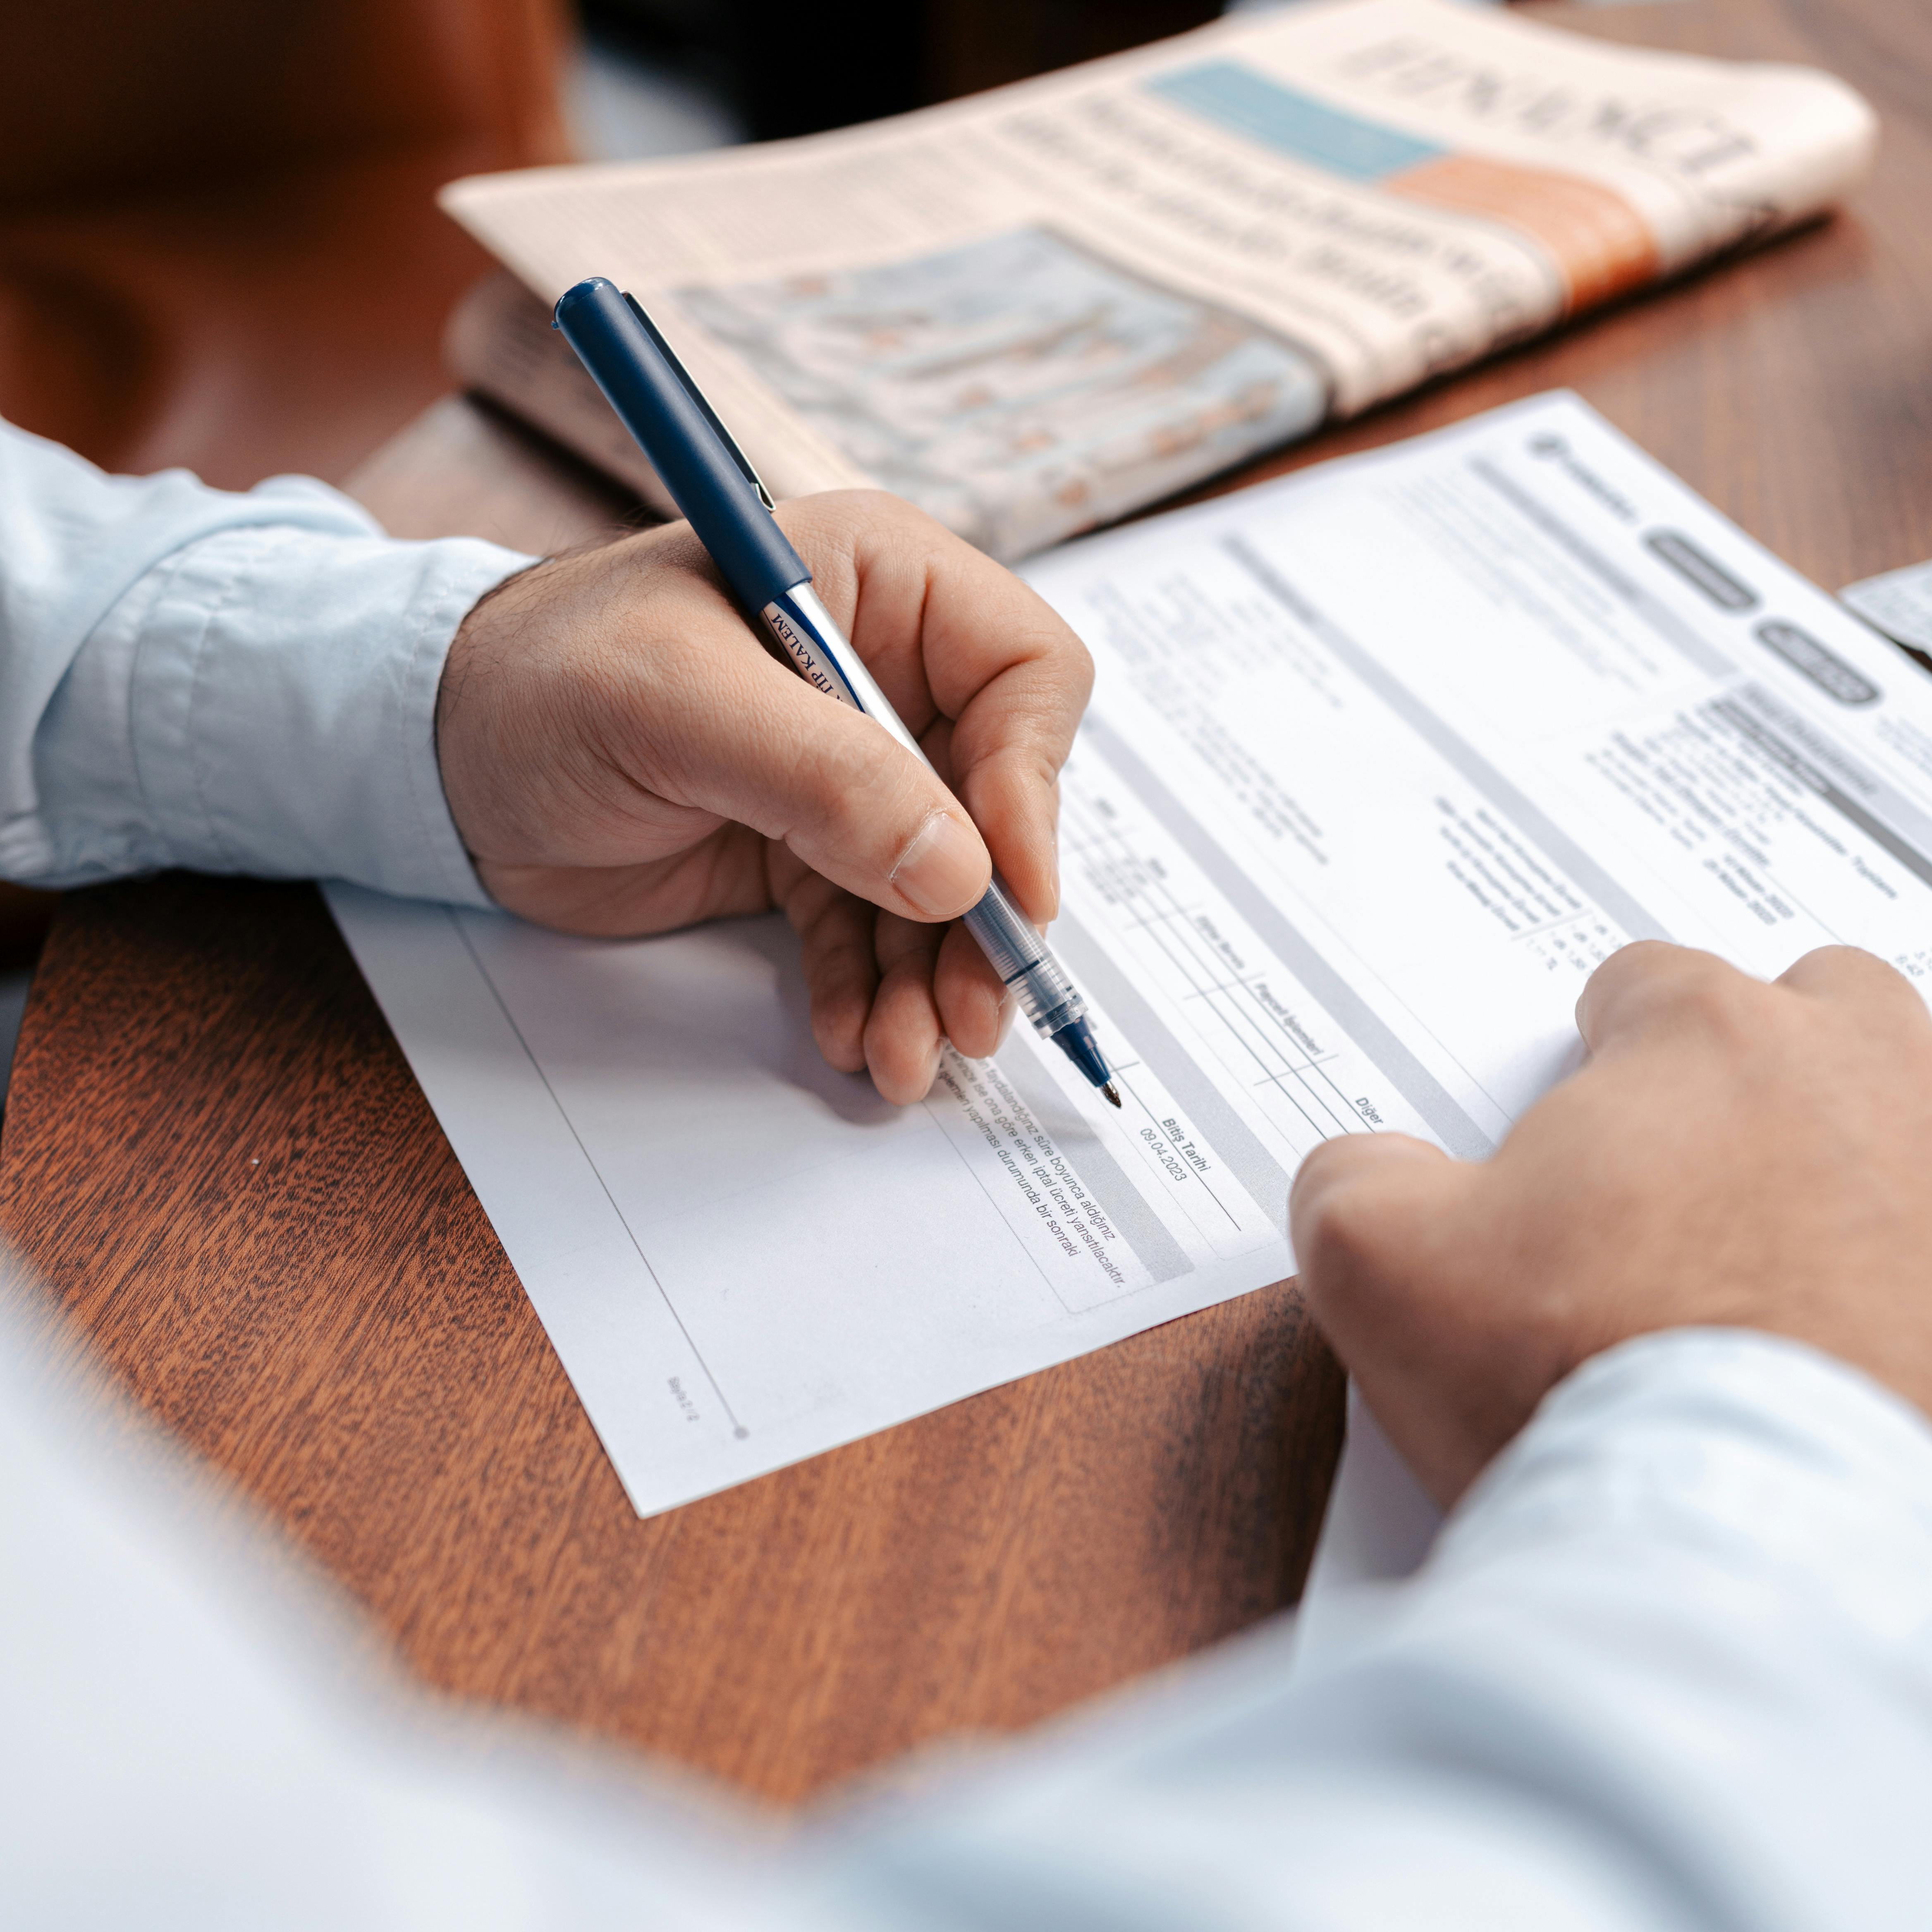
[764,586,928,760]
[765,584,1086,1040]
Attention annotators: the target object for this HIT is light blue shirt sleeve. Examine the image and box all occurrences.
[0,416,536,905]
[5,1284,1931,1930]
[808,1332,1932,1930]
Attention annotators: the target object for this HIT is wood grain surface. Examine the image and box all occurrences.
[0,878,1339,1801]
[5,0,1930,1808]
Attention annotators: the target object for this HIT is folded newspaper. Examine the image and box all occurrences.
[440,0,1874,562]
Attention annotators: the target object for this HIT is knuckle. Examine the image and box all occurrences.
[1040,625,1097,699]
[818,726,882,798]
[1604,937,1676,977]
[1020,595,1092,672]
[1797,943,1908,997]
[812,487,935,548]
[863,487,924,525]
[811,722,914,819]
[1598,944,1762,1043]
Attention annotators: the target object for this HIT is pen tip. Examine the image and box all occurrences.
[1102,1081,1121,1109]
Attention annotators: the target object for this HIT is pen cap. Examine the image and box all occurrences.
[554,277,811,609]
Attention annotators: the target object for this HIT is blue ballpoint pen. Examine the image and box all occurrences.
[553,275,1120,1106]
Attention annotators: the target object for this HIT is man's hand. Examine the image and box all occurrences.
[1290,942,1932,1506]
[436,492,1091,1105]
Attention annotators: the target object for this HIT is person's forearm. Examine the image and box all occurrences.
[796,1332,1932,1930]
[0,418,532,901]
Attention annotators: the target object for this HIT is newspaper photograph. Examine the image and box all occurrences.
[442,0,1875,558]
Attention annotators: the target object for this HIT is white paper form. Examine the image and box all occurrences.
[1031,387,1932,1632]
[330,389,1932,1518]
[1044,392,1932,1144]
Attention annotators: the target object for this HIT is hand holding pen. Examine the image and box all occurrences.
[539,276,1120,1103]
[433,304,1109,1104]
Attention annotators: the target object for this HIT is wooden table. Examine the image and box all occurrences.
[5,0,1930,1809]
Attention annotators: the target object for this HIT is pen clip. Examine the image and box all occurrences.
[621,291,776,512]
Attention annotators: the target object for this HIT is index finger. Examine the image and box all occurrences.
[788,491,1094,928]
[941,584,1091,928]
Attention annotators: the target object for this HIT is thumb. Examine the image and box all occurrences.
[1291,1133,1498,1506]
[1289,1133,1466,1333]
[677,651,991,921]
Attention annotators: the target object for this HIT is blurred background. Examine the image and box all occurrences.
[0,0,1237,1060]
[0,0,1236,495]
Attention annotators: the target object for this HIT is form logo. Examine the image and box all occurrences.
[1526,433,1638,523]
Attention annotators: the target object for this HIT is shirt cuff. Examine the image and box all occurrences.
[79,519,533,906]
[1436,1328,1932,1641]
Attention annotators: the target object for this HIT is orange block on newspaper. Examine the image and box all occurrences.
[1387,154,1658,314]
